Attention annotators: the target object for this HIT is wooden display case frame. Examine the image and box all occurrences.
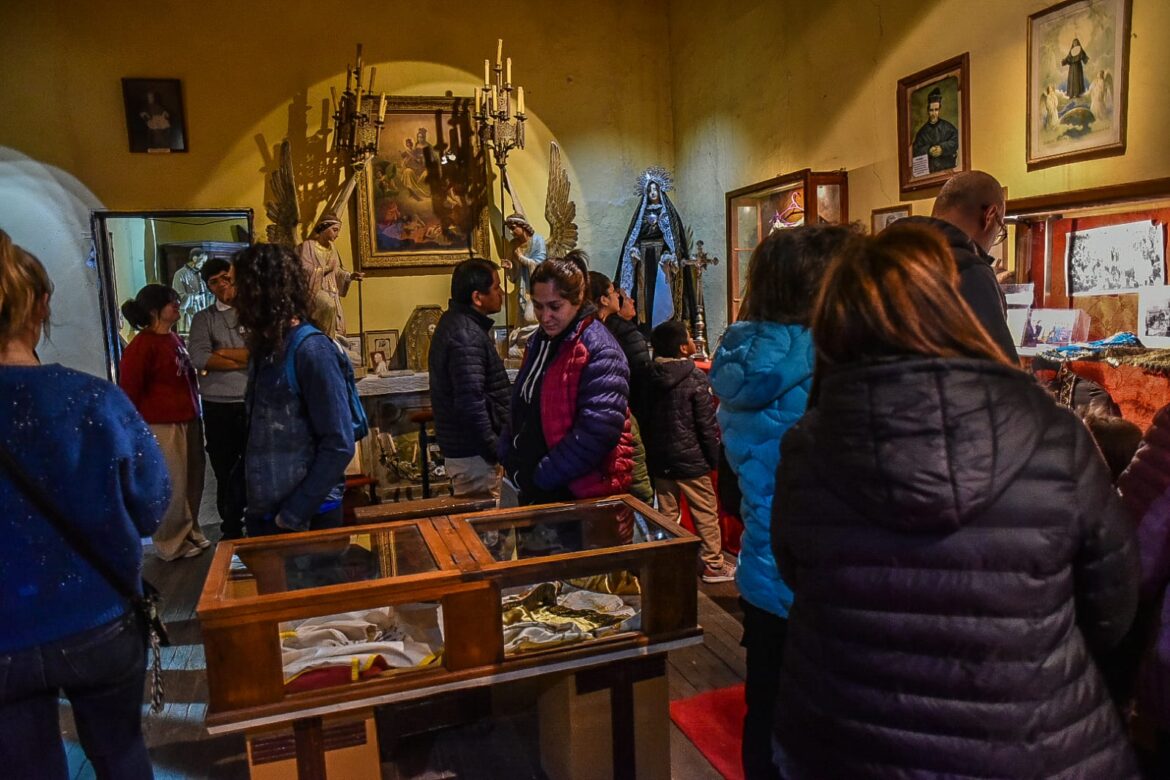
[197,497,700,730]
[725,169,849,322]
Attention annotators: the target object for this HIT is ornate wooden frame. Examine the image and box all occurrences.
[354,95,490,269]
[896,53,971,196]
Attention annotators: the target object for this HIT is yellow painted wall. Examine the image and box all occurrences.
[668,0,1170,339]
[0,0,674,338]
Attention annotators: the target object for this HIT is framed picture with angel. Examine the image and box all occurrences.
[354,96,491,269]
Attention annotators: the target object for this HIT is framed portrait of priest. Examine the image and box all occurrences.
[896,53,970,196]
[354,95,491,269]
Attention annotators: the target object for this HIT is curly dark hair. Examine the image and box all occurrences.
[232,243,310,359]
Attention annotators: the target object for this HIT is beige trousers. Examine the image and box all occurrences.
[444,455,502,500]
[654,474,723,569]
[149,421,207,560]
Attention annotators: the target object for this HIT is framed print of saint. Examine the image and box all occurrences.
[1027,0,1131,169]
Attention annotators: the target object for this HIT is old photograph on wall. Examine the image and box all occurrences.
[1065,221,1166,296]
[1139,286,1170,348]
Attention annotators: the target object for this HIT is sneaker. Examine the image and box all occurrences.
[701,562,737,584]
[179,543,204,559]
[190,536,212,549]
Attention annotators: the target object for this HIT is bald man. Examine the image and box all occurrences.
[896,171,1019,362]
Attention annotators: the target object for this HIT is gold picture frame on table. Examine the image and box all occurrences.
[354,95,490,269]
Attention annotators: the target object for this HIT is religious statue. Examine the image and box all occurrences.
[297,212,364,339]
[171,249,213,332]
[501,212,546,324]
[500,141,578,328]
[616,167,690,330]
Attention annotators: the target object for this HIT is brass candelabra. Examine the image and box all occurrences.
[330,43,387,169]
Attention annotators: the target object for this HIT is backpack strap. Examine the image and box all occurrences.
[283,323,323,399]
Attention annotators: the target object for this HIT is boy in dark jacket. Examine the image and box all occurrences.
[647,320,732,583]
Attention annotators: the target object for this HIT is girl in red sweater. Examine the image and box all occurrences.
[120,284,208,561]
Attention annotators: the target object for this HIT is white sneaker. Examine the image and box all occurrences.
[701,562,736,584]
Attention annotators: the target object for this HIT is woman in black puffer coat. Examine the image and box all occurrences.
[771,225,1140,779]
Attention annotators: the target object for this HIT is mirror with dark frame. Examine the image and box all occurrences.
[91,209,253,381]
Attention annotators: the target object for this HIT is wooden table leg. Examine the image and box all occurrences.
[293,716,328,780]
[576,654,667,780]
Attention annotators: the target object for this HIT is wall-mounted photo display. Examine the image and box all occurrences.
[363,329,399,373]
[870,205,912,234]
[1027,0,1132,169]
[1065,221,1166,296]
[896,53,970,196]
[121,78,188,153]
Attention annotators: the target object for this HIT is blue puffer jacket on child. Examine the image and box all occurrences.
[709,321,813,618]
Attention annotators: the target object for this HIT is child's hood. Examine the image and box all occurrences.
[650,357,695,392]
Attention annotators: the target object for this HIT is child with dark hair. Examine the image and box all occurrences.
[1081,406,1142,483]
[646,320,727,582]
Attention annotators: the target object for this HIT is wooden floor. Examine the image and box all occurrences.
[59,481,746,780]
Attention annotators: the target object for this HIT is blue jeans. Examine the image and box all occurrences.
[0,611,152,780]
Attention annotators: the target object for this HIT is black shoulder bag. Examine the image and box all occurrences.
[0,444,169,713]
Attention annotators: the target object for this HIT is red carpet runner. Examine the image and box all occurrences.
[669,683,745,780]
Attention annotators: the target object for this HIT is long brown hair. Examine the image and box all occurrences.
[812,224,1007,366]
[0,229,53,347]
[739,224,855,325]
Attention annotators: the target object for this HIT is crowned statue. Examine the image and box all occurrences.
[616,167,691,331]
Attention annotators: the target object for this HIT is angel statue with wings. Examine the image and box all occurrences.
[265,139,365,344]
[501,141,578,327]
[616,167,690,331]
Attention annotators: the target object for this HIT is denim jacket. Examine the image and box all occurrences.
[245,325,354,530]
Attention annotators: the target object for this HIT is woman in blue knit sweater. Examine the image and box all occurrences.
[709,225,853,779]
[0,230,170,779]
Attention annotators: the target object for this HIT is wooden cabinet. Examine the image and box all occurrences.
[197,496,700,729]
[725,169,848,322]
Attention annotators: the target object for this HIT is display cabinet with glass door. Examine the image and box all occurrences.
[725,169,848,322]
[197,497,699,728]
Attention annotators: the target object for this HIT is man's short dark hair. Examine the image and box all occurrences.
[200,256,231,284]
[651,320,689,358]
[588,271,612,304]
[451,257,496,305]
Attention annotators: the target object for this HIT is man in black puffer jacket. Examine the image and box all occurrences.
[428,258,510,497]
[897,171,1020,363]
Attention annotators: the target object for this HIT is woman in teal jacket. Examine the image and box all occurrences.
[709,225,852,779]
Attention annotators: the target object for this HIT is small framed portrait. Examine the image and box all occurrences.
[1027,0,1132,170]
[121,78,188,153]
[1139,287,1170,349]
[896,53,970,196]
[871,205,912,234]
[363,329,399,371]
[341,335,364,367]
[492,326,510,358]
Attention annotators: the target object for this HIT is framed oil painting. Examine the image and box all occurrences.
[871,204,912,234]
[896,54,970,196]
[354,95,490,269]
[1027,0,1131,170]
[121,78,188,153]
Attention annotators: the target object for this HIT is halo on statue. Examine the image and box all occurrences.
[635,166,674,198]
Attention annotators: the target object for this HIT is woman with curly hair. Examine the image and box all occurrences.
[231,243,355,535]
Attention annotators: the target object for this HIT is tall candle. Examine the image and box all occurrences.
[484,59,490,87]
[492,85,499,113]
[330,86,339,111]
[518,86,525,115]
[368,66,377,93]
[496,39,503,66]
[379,92,387,122]
[506,58,512,85]
[345,67,351,93]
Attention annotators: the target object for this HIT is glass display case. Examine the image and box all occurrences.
[725,169,849,322]
[197,497,699,728]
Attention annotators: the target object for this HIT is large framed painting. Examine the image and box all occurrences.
[896,53,970,196]
[354,96,490,269]
[1027,0,1131,170]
